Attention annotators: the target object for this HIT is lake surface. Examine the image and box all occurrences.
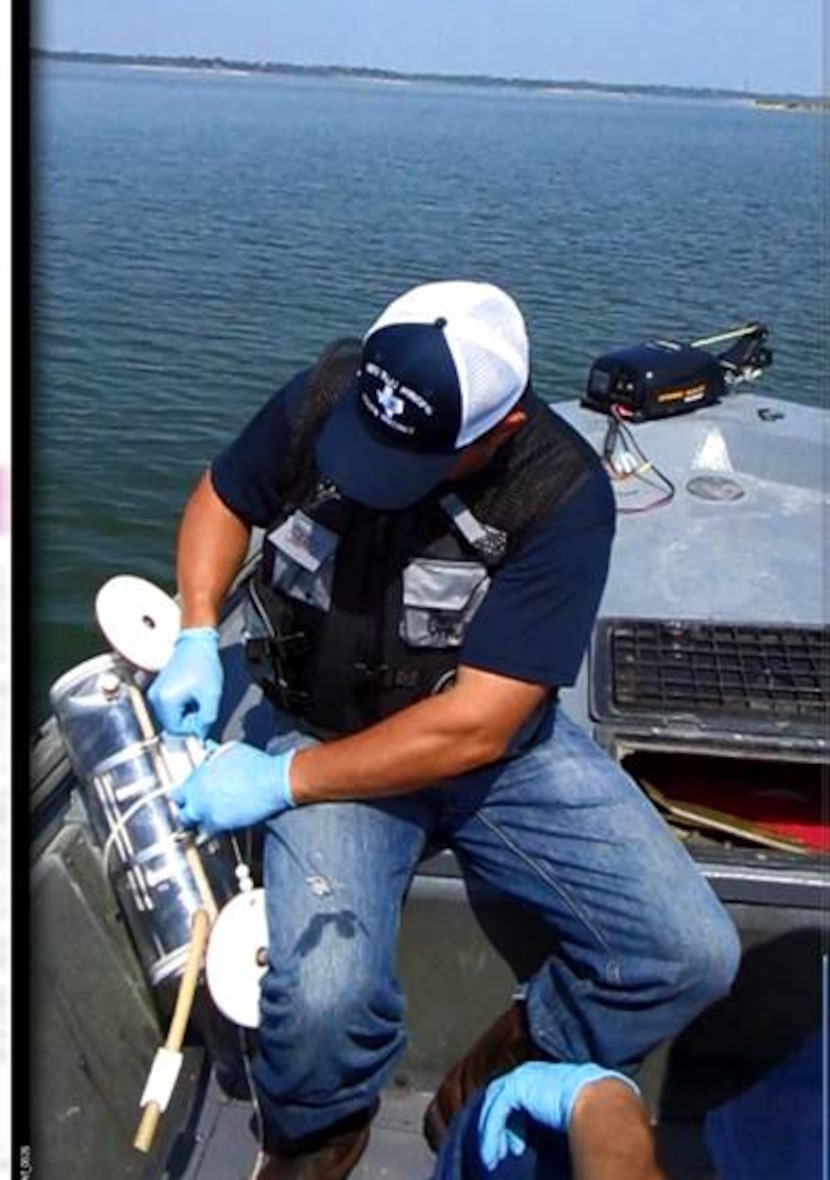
[31,61,826,720]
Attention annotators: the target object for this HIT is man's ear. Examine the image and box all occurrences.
[448,404,530,480]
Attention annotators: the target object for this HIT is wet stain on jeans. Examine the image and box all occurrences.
[295,910,359,957]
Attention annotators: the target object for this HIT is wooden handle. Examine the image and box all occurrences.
[133,1103,162,1155]
[133,908,211,1152]
[166,909,211,1049]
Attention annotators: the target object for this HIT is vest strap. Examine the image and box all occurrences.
[440,492,508,567]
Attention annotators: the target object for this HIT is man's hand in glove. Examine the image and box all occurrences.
[172,741,297,835]
[148,626,224,739]
[478,1062,641,1172]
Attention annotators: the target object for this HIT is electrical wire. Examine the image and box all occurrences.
[101,781,181,871]
[602,405,676,513]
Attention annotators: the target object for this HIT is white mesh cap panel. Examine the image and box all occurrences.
[448,293,529,444]
[366,281,529,448]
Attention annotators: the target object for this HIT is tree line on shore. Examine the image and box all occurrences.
[32,48,825,107]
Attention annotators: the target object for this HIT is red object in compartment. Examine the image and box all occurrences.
[632,755,827,851]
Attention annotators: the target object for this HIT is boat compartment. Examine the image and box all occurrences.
[621,748,825,855]
[589,617,828,895]
[591,617,828,751]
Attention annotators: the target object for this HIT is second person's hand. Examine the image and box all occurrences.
[477,1062,641,1171]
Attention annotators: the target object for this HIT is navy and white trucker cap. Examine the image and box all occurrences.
[315,280,530,510]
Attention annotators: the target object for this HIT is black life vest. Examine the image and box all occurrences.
[244,339,600,735]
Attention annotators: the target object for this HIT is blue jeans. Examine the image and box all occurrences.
[251,705,740,1144]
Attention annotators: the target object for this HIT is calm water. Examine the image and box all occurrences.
[31,61,826,721]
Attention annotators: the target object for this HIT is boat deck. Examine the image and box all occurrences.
[30,388,827,1180]
[555,390,827,733]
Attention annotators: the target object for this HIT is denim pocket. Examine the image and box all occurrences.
[400,558,490,648]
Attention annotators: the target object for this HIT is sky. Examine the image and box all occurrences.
[34,0,826,97]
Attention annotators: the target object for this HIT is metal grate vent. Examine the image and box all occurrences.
[592,619,829,738]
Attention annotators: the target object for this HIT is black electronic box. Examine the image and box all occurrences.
[582,340,726,422]
[581,323,772,423]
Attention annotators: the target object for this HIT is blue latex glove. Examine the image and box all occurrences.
[148,626,223,739]
[477,1062,641,1172]
[171,740,297,835]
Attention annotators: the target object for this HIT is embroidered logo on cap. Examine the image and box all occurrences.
[361,360,435,439]
[377,380,404,422]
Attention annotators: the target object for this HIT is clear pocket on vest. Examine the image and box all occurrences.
[400,558,490,648]
[265,511,338,611]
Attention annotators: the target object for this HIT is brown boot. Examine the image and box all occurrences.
[254,1106,374,1179]
[423,1002,539,1152]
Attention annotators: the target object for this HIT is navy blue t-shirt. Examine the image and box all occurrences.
[212,375,615,690]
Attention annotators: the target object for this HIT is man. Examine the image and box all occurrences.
[150,280,739,1179]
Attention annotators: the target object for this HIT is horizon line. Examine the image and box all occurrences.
[31,47,826,105]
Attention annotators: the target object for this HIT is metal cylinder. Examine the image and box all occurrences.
[50,652,238,988]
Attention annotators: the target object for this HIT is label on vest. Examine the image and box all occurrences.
[266,511,340,612]
[270,510,338,571]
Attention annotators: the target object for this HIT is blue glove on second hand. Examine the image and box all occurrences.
[171,740,297,835]
[477,1061,641,1172]
[148,626,223,739]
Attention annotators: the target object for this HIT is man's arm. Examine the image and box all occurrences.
[170,660,550,831]
[289,665,550,804]
[164,468,548,793]
[568,1080,667,1180]
[175,468,252,627]
[147,470,252,738]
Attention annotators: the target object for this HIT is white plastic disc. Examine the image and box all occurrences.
[205,889,268,1028]
[95,575,181,672]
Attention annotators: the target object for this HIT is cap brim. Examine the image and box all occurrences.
[315,377,457,510]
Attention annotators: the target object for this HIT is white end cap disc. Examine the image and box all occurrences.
[205,889,268,1028]
[95,575,181,672]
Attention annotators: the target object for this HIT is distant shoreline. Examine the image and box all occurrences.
[751,98,828,113]
[32,48,827,110]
